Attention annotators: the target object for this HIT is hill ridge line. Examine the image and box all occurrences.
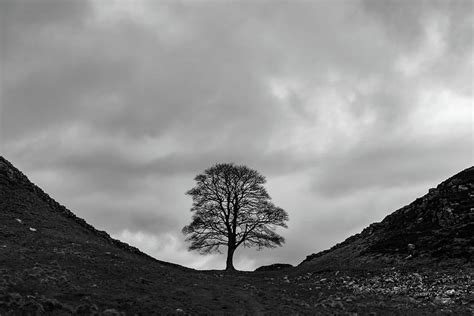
[0,155,185,269]
[300,165,474,265]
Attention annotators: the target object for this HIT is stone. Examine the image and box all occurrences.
[75,304,99,314]
[103,308,122,315]
[434,296,452,305]
[445,289,456,296]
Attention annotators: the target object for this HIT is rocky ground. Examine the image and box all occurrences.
[1,157,473,314]
[0,257,472,315]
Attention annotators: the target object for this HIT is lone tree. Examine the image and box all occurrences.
[183,163,289,271]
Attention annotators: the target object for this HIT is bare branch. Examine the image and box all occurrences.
[182,163,289,269]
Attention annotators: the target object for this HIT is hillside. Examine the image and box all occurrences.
[0,156,472,314]
[300,166,474,269]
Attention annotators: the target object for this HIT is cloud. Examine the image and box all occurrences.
[113,229,219,269]
[312,134,472,198]
[1,0,472,270]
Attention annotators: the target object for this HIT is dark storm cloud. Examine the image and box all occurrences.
[2,0,284,146]
[313,135,473,198]
[1,0,472,270]
[0,0,89,27]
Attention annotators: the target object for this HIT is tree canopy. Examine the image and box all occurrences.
[182,163,288,270]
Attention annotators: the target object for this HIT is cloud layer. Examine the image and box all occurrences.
[1,0,472,270]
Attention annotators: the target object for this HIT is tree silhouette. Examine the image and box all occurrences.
[183,163,288,270]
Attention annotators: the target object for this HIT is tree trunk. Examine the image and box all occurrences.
[225,246,235,271]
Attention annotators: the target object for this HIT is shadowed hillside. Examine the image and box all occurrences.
[1,156,472,314]
[301,166,474,270]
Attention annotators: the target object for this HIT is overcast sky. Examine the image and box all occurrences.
[0,0,472,270]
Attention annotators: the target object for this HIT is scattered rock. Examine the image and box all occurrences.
[434,296,452,305]
[75,303,99,314]
[445,289,456,296]
[103,308,123,315]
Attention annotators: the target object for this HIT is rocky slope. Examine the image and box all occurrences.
[301,166,474,269]
[0,156,472,314]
